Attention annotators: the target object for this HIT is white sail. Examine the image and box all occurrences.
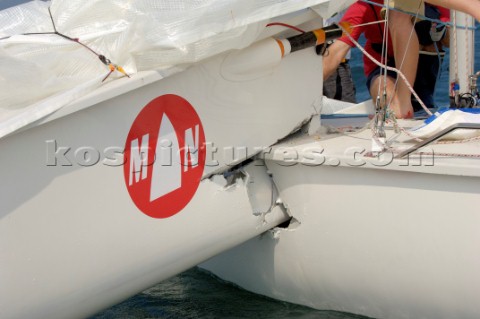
[0,0,355,138]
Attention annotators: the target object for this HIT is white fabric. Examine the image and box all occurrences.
[0,0,341,138]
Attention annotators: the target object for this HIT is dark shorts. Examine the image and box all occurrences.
[323,62,356,103]
[411,51,444,111]
[365,66,397,91]
[366,51,443,112]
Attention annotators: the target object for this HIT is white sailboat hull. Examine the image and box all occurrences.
[201,128,480,319]
[0,14,324,318]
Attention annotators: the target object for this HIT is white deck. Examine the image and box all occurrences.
[265,118,480,177]
[201,117,480,319]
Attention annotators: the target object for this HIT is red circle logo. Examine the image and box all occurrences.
[124,94,206,218]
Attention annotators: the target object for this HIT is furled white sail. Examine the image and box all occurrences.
[0,0,354,138]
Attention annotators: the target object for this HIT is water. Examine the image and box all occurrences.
[90,268,370,319]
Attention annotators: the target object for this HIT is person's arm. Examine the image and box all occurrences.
[322,1,365,80]
[426,0,480,21]
[323,40,351,80]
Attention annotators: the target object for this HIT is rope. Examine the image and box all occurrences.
[453,11,459,85]
[360,0,476,30]
[0,7,129,82]
[432,42,443,96]
[394,151,480,158]
[384,118,480,160]
[465,14,471,84]
[338,24,432,115]
[266,22,305,33]
[368,119,480,157]
[351,20,387,28]
[380,2,389,108]
[436,135,480,144]
[345,3,479,158]
[387,0,423,112]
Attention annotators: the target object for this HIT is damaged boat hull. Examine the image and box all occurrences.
[201,129,480,319]
[0,18,323,318]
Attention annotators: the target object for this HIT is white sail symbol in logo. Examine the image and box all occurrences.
[150,114,181,202]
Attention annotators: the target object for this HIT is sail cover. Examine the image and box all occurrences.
[0,0,353,137]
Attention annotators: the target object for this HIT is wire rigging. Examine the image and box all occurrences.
[360,0,475,30]
[266,22,305,33]
[350,20,387,28]
[337,23,432,114]
[387,0,423,113]
[0,7,129,82]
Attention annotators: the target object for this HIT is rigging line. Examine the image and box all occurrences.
[380,119,480,156]
[265,22,305,33]
[45,7,101,57]
[18,32,56,36]
[0,7,101,57]
[378,118,480,157]
[48,7,57,33]
[338,24,432,115]
[453,11,459,83]
[48,7,58,33]
[387,0,423,110]
[382,5,389,97]
[0,6,129,82]
[465,14,473,82]
[350,20,386,28]
[465,15,468,75]
[360,0,476,30]
[15,31,100,57]
[377,1,389,110]
[432,42,444,98]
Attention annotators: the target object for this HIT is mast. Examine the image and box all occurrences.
[449,11,476,105]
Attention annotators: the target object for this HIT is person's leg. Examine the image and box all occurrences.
[384,0,424,118]
[368,69,406,118]
[323,68,340,99]
[412,50,443,111]
[338,63,356,103]
[426,0,480,21]
[388,10,416,118]
[382,0,479,117]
